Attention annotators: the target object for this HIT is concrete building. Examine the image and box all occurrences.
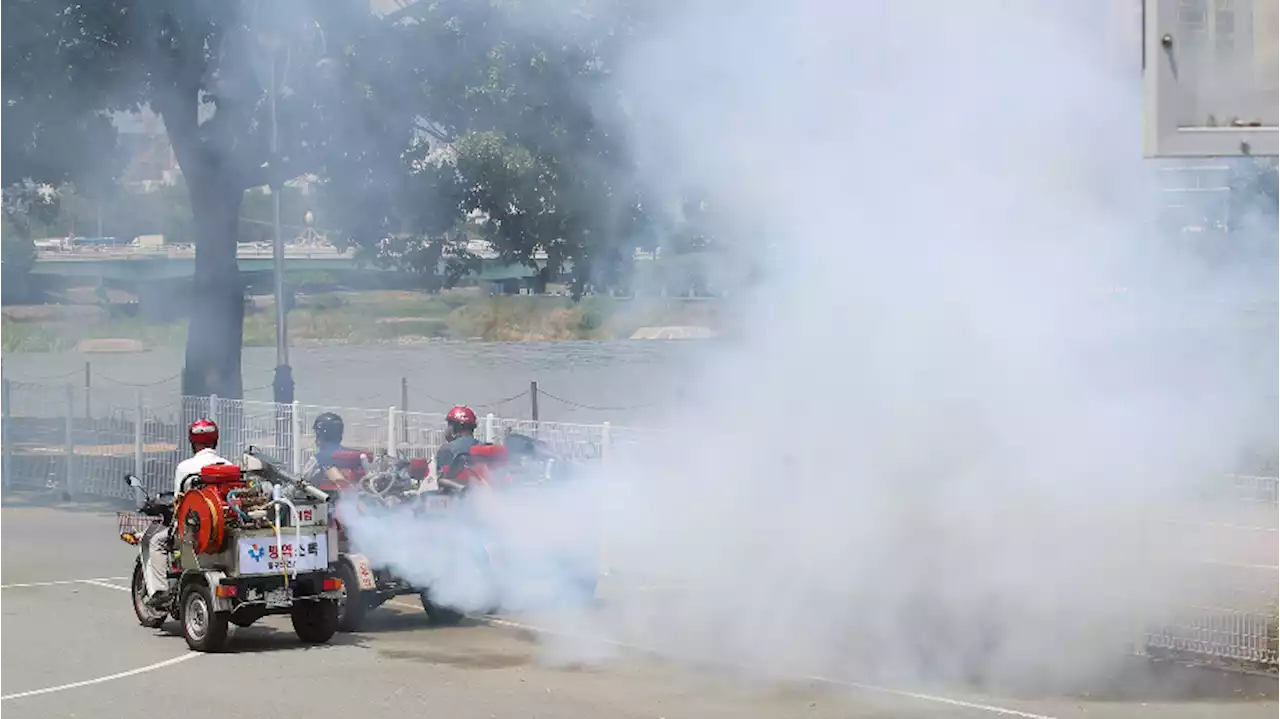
[1253,0,1279,121]
[1165,0,1276,127]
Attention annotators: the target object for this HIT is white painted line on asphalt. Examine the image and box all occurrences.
[78,579,130,592]
[0,653,201,702]
[475,615,1059,719]
[0,576,128,589]
[798,675,1058,719]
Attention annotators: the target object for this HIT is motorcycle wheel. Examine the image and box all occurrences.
[336,561,368,633]
[180,583,230,652]
[131,557,167,629]
[292,599,340,644]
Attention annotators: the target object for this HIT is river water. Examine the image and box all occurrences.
[2,341,713,427]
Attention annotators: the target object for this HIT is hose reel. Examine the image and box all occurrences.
[176,487,229,554]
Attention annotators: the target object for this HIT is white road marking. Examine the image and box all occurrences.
[800,675,1058,719]
[0,576,127,589]
[0,574,198,702]
[0,653,201,702]
[78,579,130,592]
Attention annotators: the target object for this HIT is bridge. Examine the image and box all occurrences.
[32,243,545,283]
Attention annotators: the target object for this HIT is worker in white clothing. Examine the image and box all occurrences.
[141,418,231,608]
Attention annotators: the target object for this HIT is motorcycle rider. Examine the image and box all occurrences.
[435,405,480,479]
[143,418,231,608]
[311,412,347,468]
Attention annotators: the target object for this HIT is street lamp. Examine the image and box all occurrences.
[260,15,328,409]
[266,36,295,406]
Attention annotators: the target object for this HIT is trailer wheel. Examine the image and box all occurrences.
[336,561,368,632]
[180,583,229,652]
[292,599,340,643]
[131,558,166,629]
[420,589,465,626]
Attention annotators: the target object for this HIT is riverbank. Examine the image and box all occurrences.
[0,341,704,426]
[1,290,724,352]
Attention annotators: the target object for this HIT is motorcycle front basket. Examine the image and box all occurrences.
[117,511,159,536]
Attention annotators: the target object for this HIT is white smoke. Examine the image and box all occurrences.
[340,0,1275,695]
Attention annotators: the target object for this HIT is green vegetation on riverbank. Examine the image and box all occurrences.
[2,291,722,352]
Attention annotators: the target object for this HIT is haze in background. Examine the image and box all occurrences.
[342,0,1276,694]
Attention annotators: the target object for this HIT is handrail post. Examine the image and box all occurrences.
[64,384,76,499]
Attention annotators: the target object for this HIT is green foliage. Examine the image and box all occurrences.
[577,304,605,333]
[302,293,348,311]
[320,0,660,298]
[2,1,125,191]
[1,181,58,304]
[1,228,37,305]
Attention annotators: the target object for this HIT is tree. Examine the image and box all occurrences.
[2,1,124,191]
[0,225,37,305]
[3,0,124,305]
[3,0,383,398]
[324,0,656,298]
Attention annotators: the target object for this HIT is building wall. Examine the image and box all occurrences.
[1167,0,1277,126]
[1256,0,1279,121]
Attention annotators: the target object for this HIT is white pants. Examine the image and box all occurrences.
[140,523,169,596]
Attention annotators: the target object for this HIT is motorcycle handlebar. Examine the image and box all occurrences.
[140,500,174,522]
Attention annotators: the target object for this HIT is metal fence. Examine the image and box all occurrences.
[0,380,638,500]
[1136,472,1278,674]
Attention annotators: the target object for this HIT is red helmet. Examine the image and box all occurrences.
[189,418,219,452]
[446,406,477,428]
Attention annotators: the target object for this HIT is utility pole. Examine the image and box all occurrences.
[269,44,294,405]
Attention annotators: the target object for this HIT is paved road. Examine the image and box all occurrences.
[2,495,1275,719]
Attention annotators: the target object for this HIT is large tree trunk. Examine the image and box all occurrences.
[181,167,246,399]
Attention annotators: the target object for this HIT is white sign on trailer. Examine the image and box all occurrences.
[238,534,329,574]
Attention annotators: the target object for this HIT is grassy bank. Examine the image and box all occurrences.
[2,291,722,352]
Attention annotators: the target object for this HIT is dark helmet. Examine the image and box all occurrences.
[446,405,478,430]
[313,412,344,445]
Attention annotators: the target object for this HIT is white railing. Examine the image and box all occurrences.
[0,380,649,500]
[1135,480,1278,673]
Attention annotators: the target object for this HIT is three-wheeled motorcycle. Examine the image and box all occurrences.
[119,449,344,652]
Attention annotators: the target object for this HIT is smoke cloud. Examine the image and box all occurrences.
[341,0,1276,696]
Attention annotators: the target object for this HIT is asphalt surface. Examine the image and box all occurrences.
[2,492,1276,719]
